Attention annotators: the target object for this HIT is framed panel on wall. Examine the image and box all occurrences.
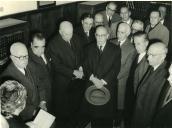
[37,1,56,9]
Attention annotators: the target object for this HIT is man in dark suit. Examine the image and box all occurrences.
[29,32,52,112]
[83,26,121,128]
[0,42,45,121]
[100,2,121,39]
[75,13,94,48]
[125,31,149,127]
[112,22,136,118]
[151,63,172,128]
[111,6,133,39]
[132,42,168,128]
[47,21,84,128]
[101,2,121,26]
[145,10,169,46]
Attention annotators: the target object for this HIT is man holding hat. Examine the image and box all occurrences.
[82,26,121,128]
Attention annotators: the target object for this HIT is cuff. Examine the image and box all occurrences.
[101,79,107,85]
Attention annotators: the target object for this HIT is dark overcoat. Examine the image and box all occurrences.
[82,42,121,119]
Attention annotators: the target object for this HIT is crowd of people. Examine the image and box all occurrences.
[0,2,171,128]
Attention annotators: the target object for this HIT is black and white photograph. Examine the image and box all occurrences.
[0,1,172,128]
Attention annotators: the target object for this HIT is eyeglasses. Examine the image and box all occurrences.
[147,53,165,57]
[95,34,107,38]
[12,55,29,60]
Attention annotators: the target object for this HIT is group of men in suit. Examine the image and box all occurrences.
[0,1,171,128]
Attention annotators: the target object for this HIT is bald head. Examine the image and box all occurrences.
[10,42,28,69]
[10,43,28,56]
[94,13,104,26]
[59,21,73,42]
[117,22,131,41]
[147,42,167,67]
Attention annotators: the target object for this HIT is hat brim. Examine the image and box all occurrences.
[85,85,111,106]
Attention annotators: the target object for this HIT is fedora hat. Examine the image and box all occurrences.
[85,85,111,106]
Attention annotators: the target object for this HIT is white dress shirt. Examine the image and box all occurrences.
[138,52,146,63]
[41,54,47,64]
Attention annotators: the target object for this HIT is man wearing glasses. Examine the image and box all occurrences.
[132,42,168,128]
[0,42,42,121]
[101,2,121,29]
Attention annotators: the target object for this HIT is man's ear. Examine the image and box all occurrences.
[106,33,109,39]
[129,11,131,17]
[81,20,84,25]
[59,30,62,35]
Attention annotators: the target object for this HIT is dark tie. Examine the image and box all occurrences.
[99,46,103,53]
[108,17,111,27]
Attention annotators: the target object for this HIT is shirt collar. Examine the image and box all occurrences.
[118,39,126,46]
[41,54,47,64]
[138,52,146,63]
[97,42,106,50]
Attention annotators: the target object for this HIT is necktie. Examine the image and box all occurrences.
[108,17,111,27]
[99,46,103,55]
[86,31,89,37]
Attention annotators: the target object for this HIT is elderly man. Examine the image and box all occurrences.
[47,21,84,127]
[29,32,52,112]
[110,6,133,39]
[152,63,172,128]
[112,22,136,118]
[0,42,44,121]
[75,13,94,48]
[101,2,121,28]
[125,31,149,127]
[82,26,121,128]
[145,10,169,46]
[132,42,168,128]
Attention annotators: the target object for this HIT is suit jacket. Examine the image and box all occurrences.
[124,54,149,124]
[100,11,121,38]
[151,81,172,128]
[145,22,169,46]
[112,38,136,110]
[132,62,168,128]
[47,34,83,117]
[74,26,95,48]
[28,49,52,110]
[100,10,122,27]
[0,62,40,121]
[82,41,121,118]
[133,55,149,93]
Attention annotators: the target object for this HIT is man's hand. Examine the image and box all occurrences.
[90,74,104,89]
[73,70,84,79]
[39,101,47,111]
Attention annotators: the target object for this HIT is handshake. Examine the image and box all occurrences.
[73,66,84,79]
[89,74,107,89]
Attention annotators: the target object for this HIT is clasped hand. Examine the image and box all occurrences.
[73,66,84,79]
[90,74,104,89]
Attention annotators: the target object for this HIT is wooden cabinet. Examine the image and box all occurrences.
[77,1,108,23]
[0,18,29,67]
